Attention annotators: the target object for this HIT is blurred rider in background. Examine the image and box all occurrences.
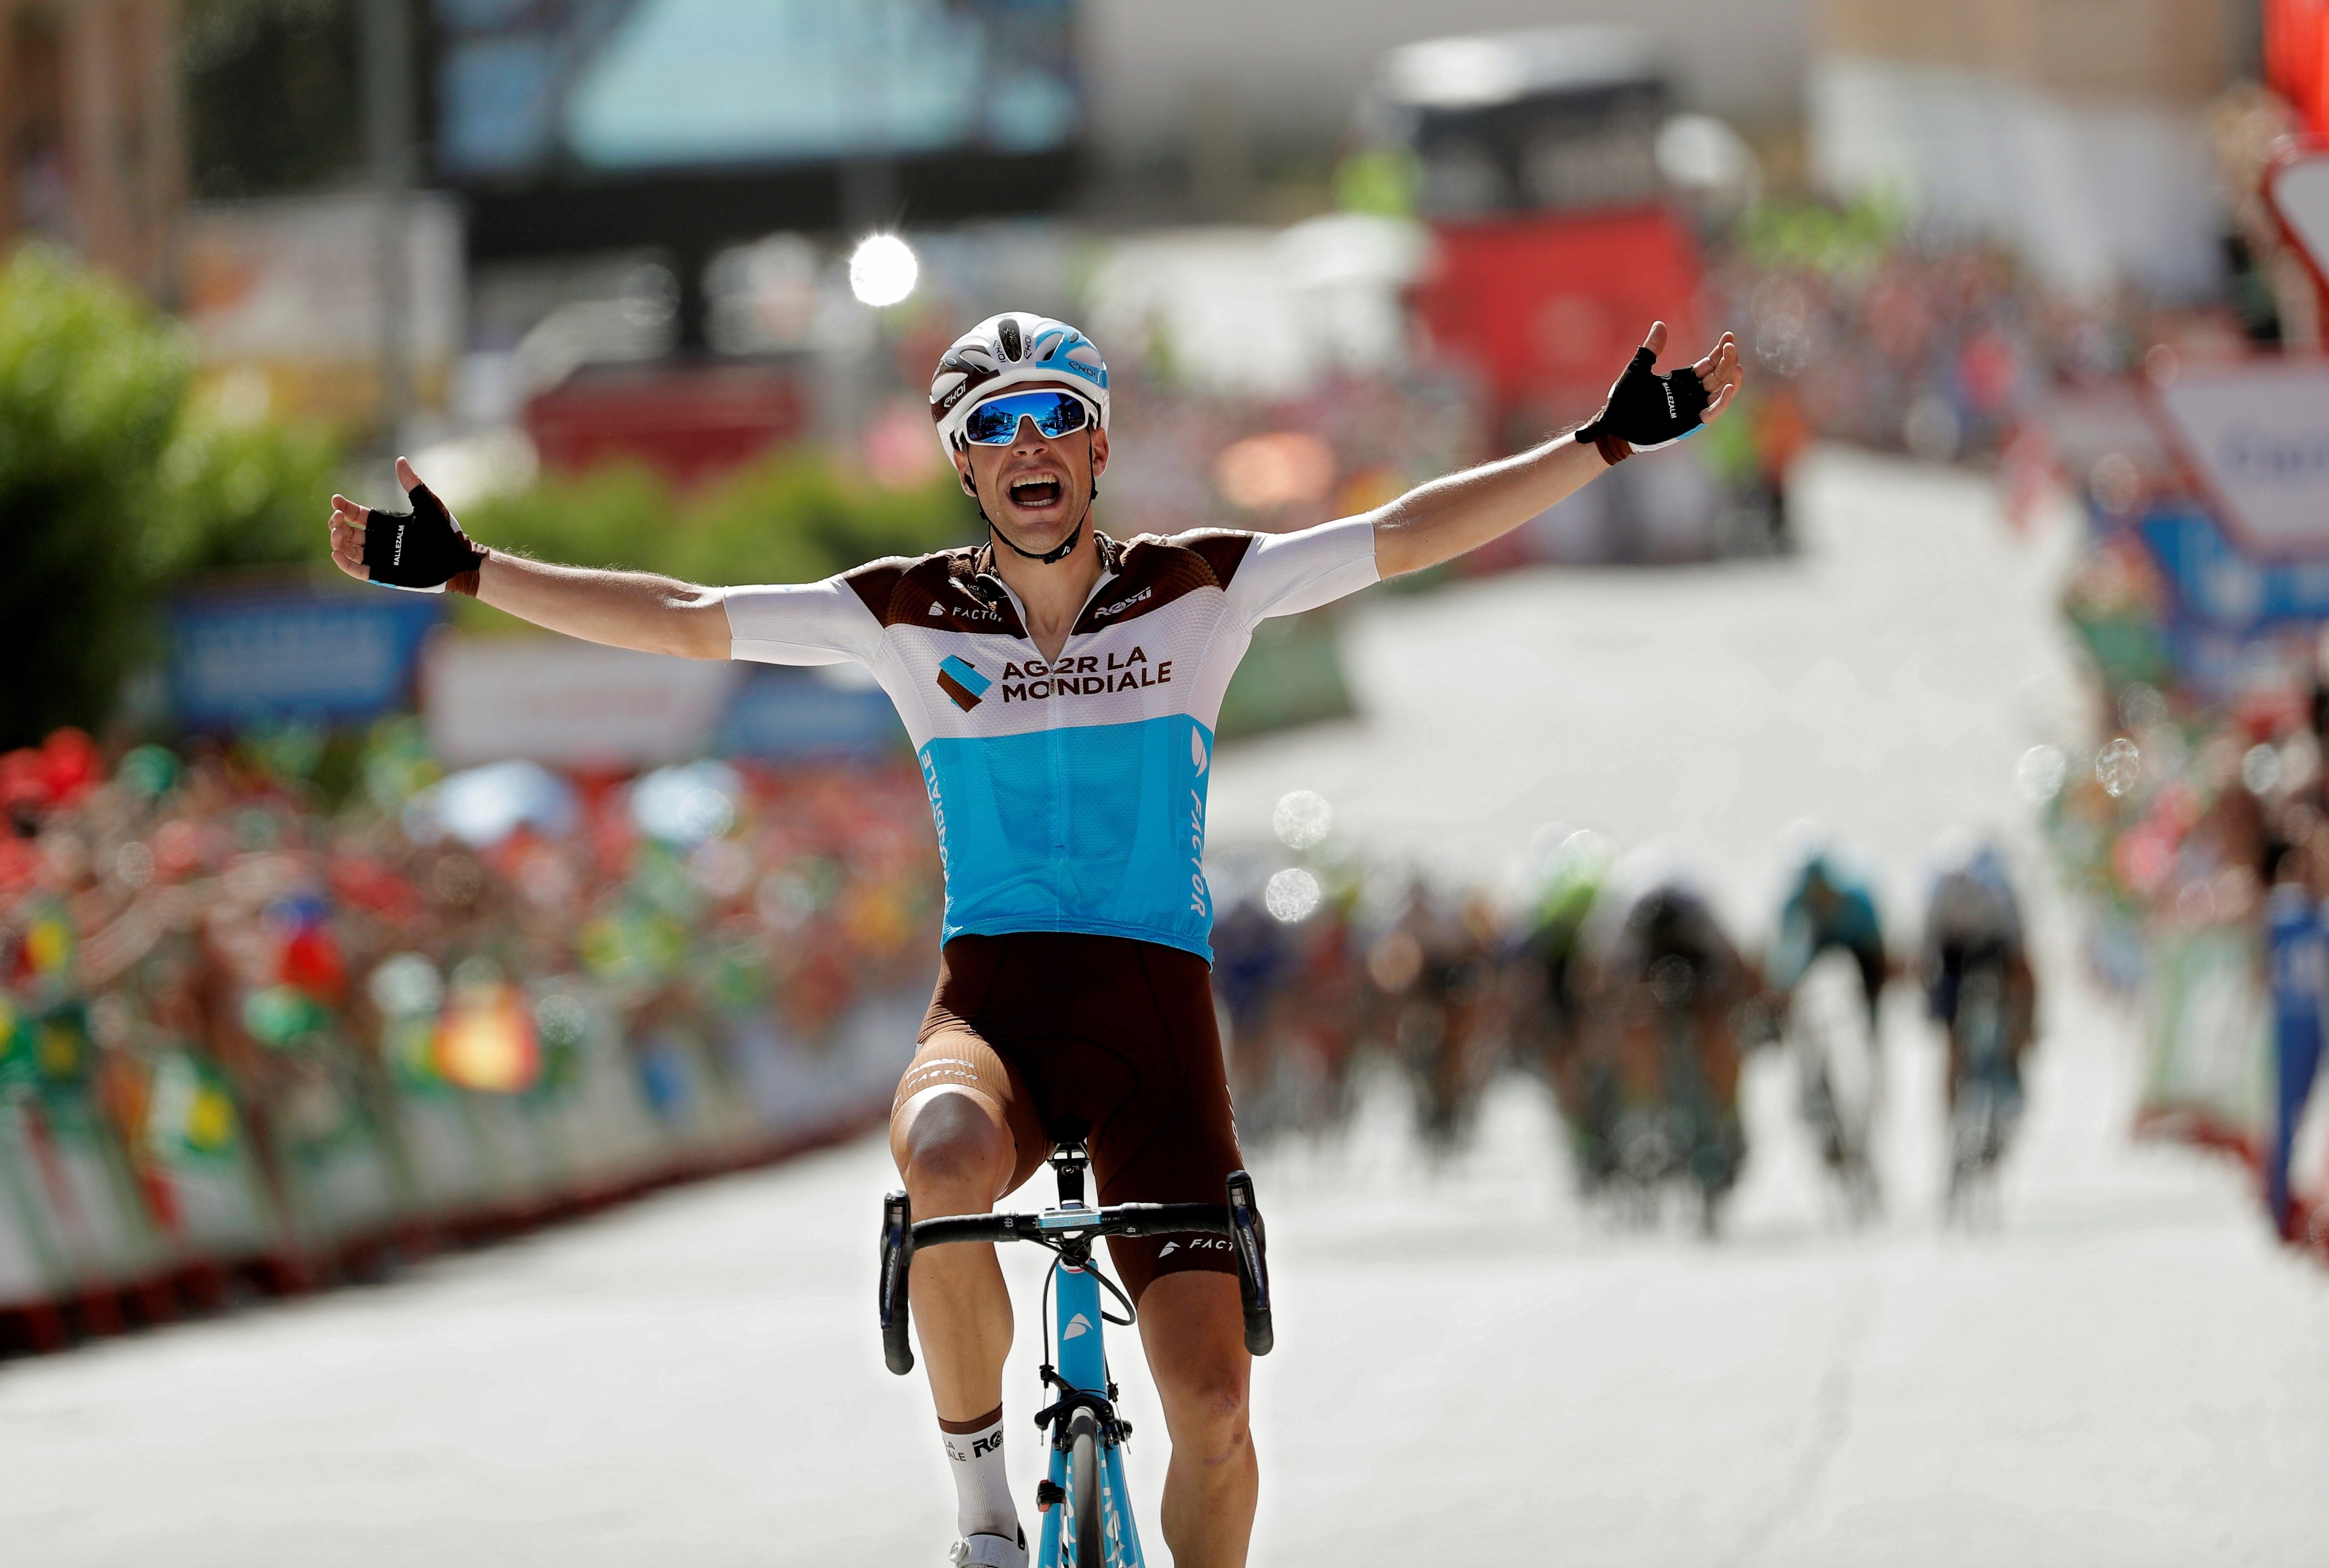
[1766,835,1888,1207]
[1570,856,1756,1218]
[1767,838,1888,1028]
[1921,840,2038,1131]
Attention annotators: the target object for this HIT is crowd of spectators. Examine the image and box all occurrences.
[2048,497,2329,1257]
[0,723,940,1345]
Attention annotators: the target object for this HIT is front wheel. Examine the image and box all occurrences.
[1065,1409,1105,1566]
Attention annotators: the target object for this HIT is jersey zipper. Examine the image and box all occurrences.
[990,564,1117,919]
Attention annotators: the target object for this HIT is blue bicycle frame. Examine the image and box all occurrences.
[879,1146,1271,1568]
[1040,1246,1141,1566]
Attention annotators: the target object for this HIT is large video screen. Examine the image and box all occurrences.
[435,0,1081,181]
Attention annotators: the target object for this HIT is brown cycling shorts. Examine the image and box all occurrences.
[891,931,1244,1303]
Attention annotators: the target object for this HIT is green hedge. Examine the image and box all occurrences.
[451,453,980,629]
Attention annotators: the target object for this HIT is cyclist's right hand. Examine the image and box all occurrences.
[328,457,486,594]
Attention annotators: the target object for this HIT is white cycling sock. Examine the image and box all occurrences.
[940,1405,1018,1541]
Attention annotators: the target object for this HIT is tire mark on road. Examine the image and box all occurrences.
[1721,1269,1882,1568]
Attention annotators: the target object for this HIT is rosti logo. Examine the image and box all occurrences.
[1093,586,1152,619]
[999,648,1171,703]
[936,654,991,712]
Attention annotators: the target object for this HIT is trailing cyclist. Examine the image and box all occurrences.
[1522,829,1617,1100]
[1920,838,2039,1207]
[1766,837,1889,1211]
[1377,879,1506,1153]
[1768,838,1888,1027]
[1568,854,1756,1227]
[326,313,1741,1568]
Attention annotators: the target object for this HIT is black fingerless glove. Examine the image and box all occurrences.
[1574,346,1710,465]
[362,481,486,594]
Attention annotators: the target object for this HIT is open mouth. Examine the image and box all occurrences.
[1007,474,1064,510]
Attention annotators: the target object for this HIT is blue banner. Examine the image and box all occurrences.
[715,667,905,761]
[2138,503,2329,631]
[169,586,443,728]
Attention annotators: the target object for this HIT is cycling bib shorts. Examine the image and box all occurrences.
[893,931,1244,1303]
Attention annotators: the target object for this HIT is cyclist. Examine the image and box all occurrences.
[1569,854,1755,1214]
[1375,878,1503,1151]
[1523,831,1615,1081]
[1210,892,1293,1130]
[1766,837,1888,1202]
[1767,838,1887,1029]
[327,313,1740,1568]
[1920,839,2038,1164]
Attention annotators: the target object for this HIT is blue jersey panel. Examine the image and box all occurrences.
[920,714,1214,960]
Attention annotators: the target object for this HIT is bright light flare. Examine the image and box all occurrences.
[1264,867,1322,924]
[849,234,919,307]
[1272,789,1333,850]
[2014,744,2066,804]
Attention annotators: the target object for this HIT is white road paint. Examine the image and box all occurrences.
[2,451,2324,1565]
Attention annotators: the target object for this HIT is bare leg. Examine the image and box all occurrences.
[890,1084,1020,1423]
[1136,1271,1257,1568]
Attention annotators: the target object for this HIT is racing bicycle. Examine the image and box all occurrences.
[878,1142,1274,1567]
[1945,951,2023,1223]
[1785,948,1884,1223]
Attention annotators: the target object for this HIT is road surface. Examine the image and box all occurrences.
[2,451,2324,1566]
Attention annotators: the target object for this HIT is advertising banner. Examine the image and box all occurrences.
[2138,503,2329,629]
[2148,362,2329,556]
[168,587,443,729]
[422,636,741,769]
[714,666,904,761]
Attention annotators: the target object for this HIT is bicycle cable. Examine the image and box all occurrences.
[1091,1265,1136,1327]
[1040,1256,1055,1369]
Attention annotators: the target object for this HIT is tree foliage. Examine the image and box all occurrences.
[0,247,337,747]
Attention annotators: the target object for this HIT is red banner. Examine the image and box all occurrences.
[1411,205,1703,444]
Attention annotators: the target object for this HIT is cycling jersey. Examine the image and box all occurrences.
[1768,862,1886,1008]
[723,518,1379,961]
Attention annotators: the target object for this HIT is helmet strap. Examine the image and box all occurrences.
[990,515,1083,565]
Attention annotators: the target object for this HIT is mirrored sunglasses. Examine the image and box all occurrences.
[960,388,1097,446]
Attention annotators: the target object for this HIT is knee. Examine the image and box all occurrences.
[895,1089,1012,1202]
[1165,1362,1251,1462]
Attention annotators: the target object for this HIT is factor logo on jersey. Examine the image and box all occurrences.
[936,654,993,712]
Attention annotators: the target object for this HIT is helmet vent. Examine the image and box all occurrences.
[999,317,1023,361]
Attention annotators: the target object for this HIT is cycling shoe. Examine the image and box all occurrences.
[948,1528,1027,1567]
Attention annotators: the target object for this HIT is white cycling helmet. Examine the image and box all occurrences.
[929,311,1110,461]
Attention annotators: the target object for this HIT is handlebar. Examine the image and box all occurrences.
[879,1190,914,1375]
[912,1200,1233,1250]
[877,1174,1275,1373]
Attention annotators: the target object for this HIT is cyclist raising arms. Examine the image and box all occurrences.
[328,315,1739,1568]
